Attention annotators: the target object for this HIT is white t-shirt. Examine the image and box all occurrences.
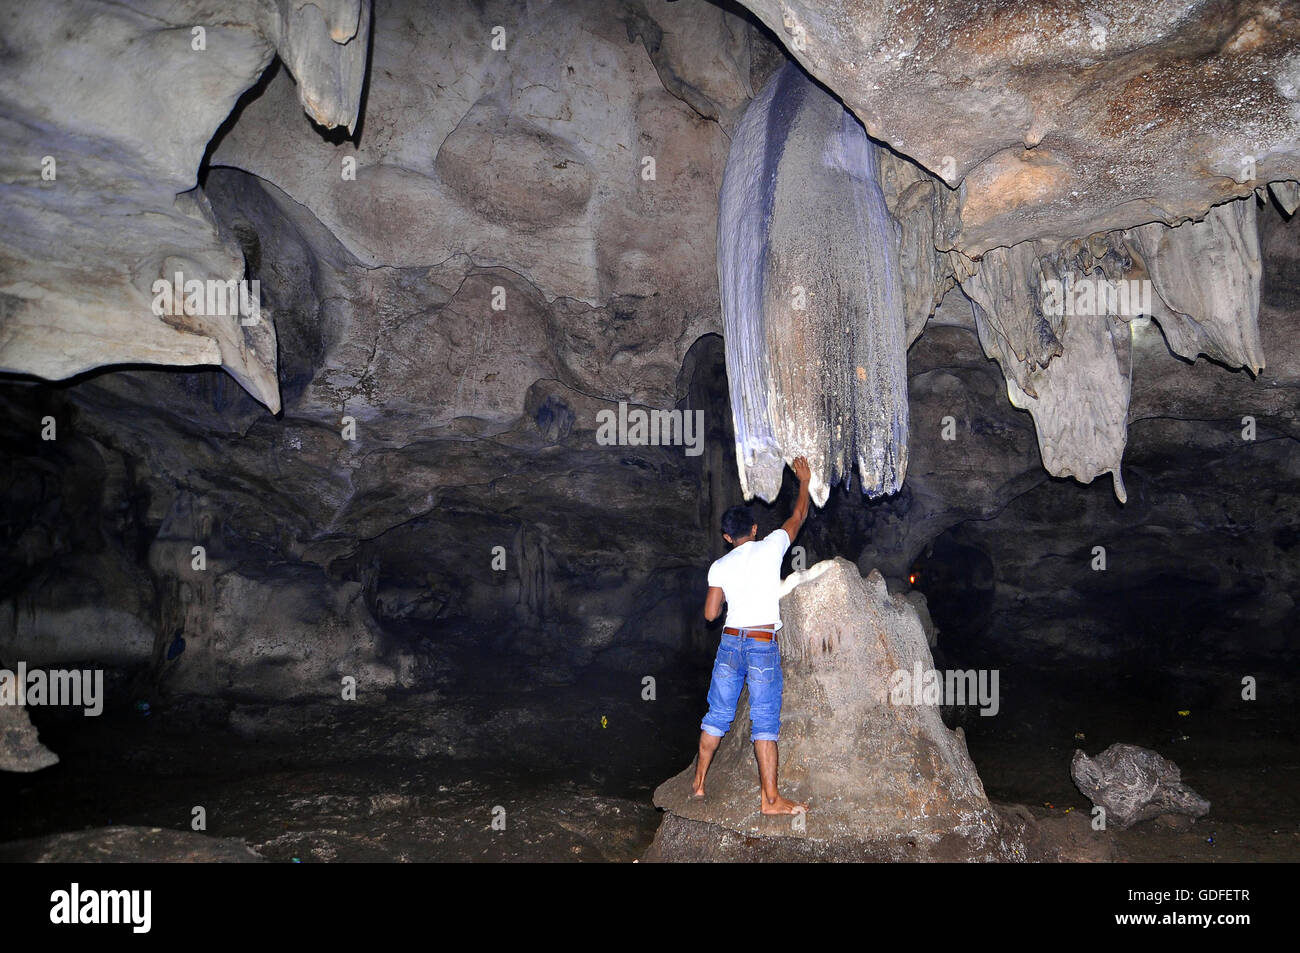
[707,528,791,630]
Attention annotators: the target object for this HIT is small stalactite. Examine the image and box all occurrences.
[146,495,216,685]
[513,523,548,625]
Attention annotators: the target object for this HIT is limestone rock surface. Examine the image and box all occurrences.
[0,703,59,773]
[0,0,373,411]
[1071,742,1211,830]
[735,0,1300,253]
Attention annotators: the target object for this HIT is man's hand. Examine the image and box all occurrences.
[781,456,812,542]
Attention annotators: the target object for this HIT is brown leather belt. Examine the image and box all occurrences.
[724,625,776,642]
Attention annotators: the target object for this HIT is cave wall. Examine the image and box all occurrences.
[0,0,1297,709]
[1,0,771,699]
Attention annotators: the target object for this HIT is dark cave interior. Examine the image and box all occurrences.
[3,207,1296,861]
[1,0,1298,866]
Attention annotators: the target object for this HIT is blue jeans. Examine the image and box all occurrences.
[700,633,784,743]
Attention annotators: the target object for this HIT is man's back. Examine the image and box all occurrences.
[694,459,811,815]
[707,528,790,630]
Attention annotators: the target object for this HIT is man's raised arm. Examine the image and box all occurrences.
[781,457,812,542]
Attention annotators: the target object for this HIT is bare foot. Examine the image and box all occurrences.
[761,794,807,815]
[691,785,706,798]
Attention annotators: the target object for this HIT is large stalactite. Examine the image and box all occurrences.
[718,62,909,507]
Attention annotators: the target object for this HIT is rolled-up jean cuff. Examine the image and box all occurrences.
[751,731,779,742]
[701,723,726,738]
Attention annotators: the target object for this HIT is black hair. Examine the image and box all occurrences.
[720,504,755,542]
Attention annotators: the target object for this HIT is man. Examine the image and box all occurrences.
[694,456,811,815]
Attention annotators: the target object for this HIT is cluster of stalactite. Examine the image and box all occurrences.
[719,64,1274,506]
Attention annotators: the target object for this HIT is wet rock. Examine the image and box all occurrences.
[255,786,656,863]
[0,703,59,773]
[0,825,262,862]
[650,558,1018,861]
[1071,742,1211,830]
[643,810,1012,861]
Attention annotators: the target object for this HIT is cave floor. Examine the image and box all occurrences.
[0,664,687,863]
[1,662,1295,862]
[963,668,1299,862]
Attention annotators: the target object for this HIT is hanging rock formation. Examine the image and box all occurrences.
[719,62,909,506]
[1130,198,1265,373]
[717,48,1273,505]
[942,197,1265,501]
[954,236,1138,502]
[264,0,370,132]
[648,559,1017,861]
[712,0,1294,504]
[877,143,1268,502]
[1,0,1290,507]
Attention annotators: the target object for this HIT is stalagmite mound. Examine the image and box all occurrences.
[648,558,1020,861]
[0,703,59,773]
